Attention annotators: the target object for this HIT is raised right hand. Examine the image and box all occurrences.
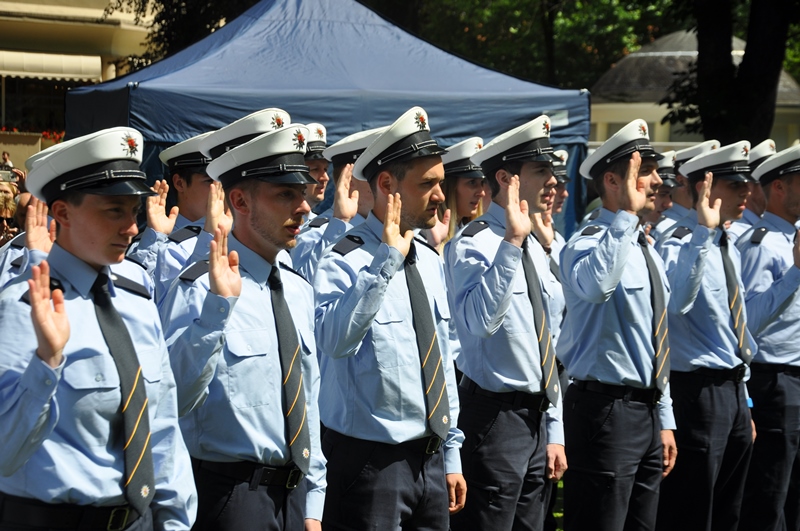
[204,182,233,236]
[619,151,647,214]
[147,180,179,234]
[25,196,55,253]
[28,260,69,368]
[333,163,358,223]
[695,172,721,229]
[208,225,241,298]
[382,193,414,257]
[504,174,531,247]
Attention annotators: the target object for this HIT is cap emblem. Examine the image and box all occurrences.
[272,114,285,129]
[770,142,775,151]
[476,143,483,150]
[121,133,138,157]
[639,124,647,137]
[543,121,551,136]
[414,112,427,131]
[315,127,324,139]
[742,145,749,156]
[293,130,306,150]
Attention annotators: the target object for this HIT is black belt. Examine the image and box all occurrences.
[674,365,747,383]
[0,492,140,531]
[750,362,800,377]
[325,429,442,456]
[572,379,661,405]
[460,376,550,412]
[195,459,304,490]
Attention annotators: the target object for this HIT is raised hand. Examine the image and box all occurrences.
[792,229,800,269]
[28,261,69,368]
[426,208,451,249]
[504,174,531,248]
[204,182,233,236]
[147,180,179,234]
[333,164,358,223]
[619,151,647,214]
[208,225,241,298]
[382,193,413,257]
[532,211,554,249]
[25,196,55,253]
[695,172,721,229]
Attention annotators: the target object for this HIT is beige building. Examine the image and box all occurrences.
[0,0,147,161]
[590,31,800,151]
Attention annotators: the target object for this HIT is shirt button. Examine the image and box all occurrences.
[745,348,752,356]
[44,379,52,386]
[219,307,226,313]
[95,374,103,382]
[247,345,252,352]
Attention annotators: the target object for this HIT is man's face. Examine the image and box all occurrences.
[517,161,557,214]
[393,157,445,230]
[247,182,310,254]
[654,185,673,215]
[636,158,662,214]
[305,159,330,207]
[710,179,750,222]
[781,174,800,221]
[57,194,140,269]
[175,172,214,221]
[455,177,486,219]
[553,181,569,214]
[746,181,766,215]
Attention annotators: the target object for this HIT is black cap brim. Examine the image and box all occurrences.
[82,179,155,197]
[258,172,318,185]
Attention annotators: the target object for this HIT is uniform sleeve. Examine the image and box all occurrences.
[438,276,464,475]
[446,236,521,338]
[739,241,800,335]
[560,211,639,303]
[0,247,46,289]
[657,227,713,315]
[126,228,168,278]
[0,290,63,475]
[658,382,676,430]
[292,218,352,282]
[160,276,237,416]
[313,244,403,359]
[154,232,212,307]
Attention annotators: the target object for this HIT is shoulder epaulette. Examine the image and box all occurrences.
[581,225,603,236]
[21,278,64,305]
[8,232,25,248]
[671,226,693,239]
[461,220,489,237]
[125,254,146,269]
[279,262,310,284]
[750,226,769,245]
[179,260,210,282]
[413,236,439,256]
[588,210,601,221]
[131,231,144,244]
[308,216,329,229]
[168,225,202,243]
[10,255,23,268]
[110,273,151,299]
[332,234,365,256]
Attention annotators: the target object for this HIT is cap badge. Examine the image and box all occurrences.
[742,145,749,156]
[315,127,324,139]
[414,112,427,131]
[272,114,285,129]
[770,142,775,151]
[293,129,306,150]
[476,143,483,150]
[121,133,138,157]
[543,121,551,135]
[639,124,647,137]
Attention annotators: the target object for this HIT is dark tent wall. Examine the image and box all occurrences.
[66,0,590,234]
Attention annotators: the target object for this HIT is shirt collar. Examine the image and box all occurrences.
[227,233,272,286]
[486,201,507,228]
[365,210,422,240]
[762,211,797,238]
[47,243,111,298]
[742,208,761,226]
[668,203,691,219]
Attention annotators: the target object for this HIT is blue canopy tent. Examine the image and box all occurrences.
[66,0,591,234]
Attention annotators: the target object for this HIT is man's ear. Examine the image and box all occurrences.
[375,170,396,197]
[172,173,186,193]
[49,199,70,228]
[603,170,620,193]
[227,187,249,216]
[494,168,513,190]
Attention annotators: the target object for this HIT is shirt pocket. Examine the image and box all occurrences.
[61,354,122,447]
[224,329,275,409]
[620,275,646,324]
[371,302,416,368]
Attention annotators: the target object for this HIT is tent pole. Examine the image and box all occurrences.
[2,76,5,128]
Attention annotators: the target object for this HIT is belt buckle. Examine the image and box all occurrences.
[735,365,746,382]
[107,507,130,531]
[285,468,303,490]
[425,436,442,455]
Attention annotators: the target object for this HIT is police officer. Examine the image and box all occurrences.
[655,141,756,531]
[0,127,197,530]
[291,126,386,281]
[727,138,776,243]
[559,119,677,531]
[160,125,326,530]
[303,123,330,222]
[445,116,566,531]
[650,140,720,241]
[736,145,800,531]
[642,150,676,234]
[313,107,465,529]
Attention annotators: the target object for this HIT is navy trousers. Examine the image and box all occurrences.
[563,383,663,531]
[656,371,753,531]
[321,430,449,531]
[739,365,800,531]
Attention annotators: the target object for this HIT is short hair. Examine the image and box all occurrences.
[368,158,418,196]
[763,173,797,199]
[486,161,523,198]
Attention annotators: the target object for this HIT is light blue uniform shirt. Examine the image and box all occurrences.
[649,202,692,242]
[153,217,210,307]
[558,208,675,430]
[551,230,566,266]
[656,210,756,371]
[444,202,565,444]
[127,214,196,278]
[0,244,196,529]
[291,208,364,282]
[728,208,761,244]
[160,234,326,520]
[737,212,800,365]
[0,233,38,289]
[313,212,464,474]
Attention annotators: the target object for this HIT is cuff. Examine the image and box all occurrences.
[612,210,640,232]
[371,243,403,279]
[545,411,565,446]
[658,404,677,430]
[139,227,167,248]
[19,354,63,403]
[198,292,237,329]
[190,231,214,262]
[691,225,713,246]
[305,488,325,522]
[785,262,800,289]
[443,444,462,474]
[496,240,524,274]
[326,217,352,241]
